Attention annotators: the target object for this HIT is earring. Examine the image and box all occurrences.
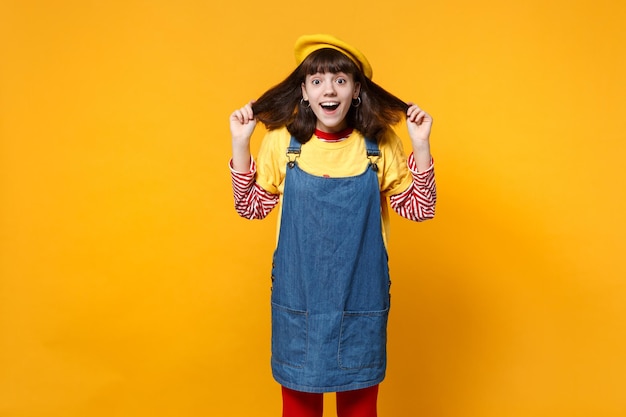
[351,97,362,108]
[300,98,310,108]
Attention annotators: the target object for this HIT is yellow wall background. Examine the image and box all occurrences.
[1,1,625,416]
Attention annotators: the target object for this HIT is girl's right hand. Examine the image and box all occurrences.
[230,101,257,144]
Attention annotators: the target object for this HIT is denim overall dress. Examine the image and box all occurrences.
[270,135,391,393]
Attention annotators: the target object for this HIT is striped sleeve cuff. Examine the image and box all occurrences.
[407,153,435,187]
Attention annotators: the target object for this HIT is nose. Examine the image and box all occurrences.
[323,79,336,95]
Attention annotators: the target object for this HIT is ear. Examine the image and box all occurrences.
[353,82,361,99]
[301,83,308,101]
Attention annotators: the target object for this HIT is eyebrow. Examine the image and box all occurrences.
[309,71,348,77]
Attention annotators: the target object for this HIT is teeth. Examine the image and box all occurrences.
[321,102,339,108]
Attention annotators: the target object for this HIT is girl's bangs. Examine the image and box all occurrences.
[301,48,359,76]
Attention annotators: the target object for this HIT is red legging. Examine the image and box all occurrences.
[282,385,378,417]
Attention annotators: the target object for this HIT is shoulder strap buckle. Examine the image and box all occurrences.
[365,137,380,172]
[286,136,302,169]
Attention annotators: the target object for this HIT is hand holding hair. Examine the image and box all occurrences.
[406,102,433,144]
[406,102,433,172]
[230,100,257,142]
[230,100,257,172]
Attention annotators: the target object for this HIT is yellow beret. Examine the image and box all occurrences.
[294,34,373,79]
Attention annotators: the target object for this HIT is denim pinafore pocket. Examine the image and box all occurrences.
[337,307,389,370]
[271,302,308,368]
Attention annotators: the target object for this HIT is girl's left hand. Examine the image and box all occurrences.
[406,103,433,145]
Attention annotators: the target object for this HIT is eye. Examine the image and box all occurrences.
[311,79,321,85]
[336,78,346,84]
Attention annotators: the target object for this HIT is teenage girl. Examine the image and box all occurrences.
[229,34,436,417]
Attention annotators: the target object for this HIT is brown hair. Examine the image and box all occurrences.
[251,48,409,143]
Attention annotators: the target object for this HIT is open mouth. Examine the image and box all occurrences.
[320,102,340,111]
